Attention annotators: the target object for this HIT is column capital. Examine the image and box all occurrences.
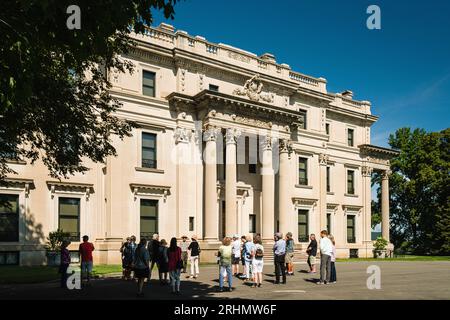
[225,128,242,145]
[361,166,373,177]
[382,169,392,179]
[319,153,329,166]
[203,125,220,142]
[279,139,293,155]
[174,126,192,144]
[260,135,273,151]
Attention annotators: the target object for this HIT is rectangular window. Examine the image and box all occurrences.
[249,164,257,174]
[189,217,195,232]
[347,215,356,243]
[347,128,354,147]
[298,157,308,185]
[0,252,19,265]
[249,214,256,234]
[325,123,330,135]
[326,166,331,192]
[347,170,355,195]
[142,71,156,97]
[142,132,157,169]
[298,210,309,242]
[209,84,219,92]
[140,199,158,239]
[327,213,331,234]
[298,110,307,130]
[0,194,19,242]
[58,197,80,242]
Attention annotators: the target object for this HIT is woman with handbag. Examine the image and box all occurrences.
[168,237,183,295]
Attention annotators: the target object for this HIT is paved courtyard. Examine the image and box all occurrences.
[1,261,449,300]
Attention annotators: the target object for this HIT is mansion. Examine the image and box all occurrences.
[0,23,398,265]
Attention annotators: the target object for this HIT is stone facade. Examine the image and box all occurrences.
[0,23,398,265]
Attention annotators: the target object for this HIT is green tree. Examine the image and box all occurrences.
[376,127,450,254]
[0,0,178,182]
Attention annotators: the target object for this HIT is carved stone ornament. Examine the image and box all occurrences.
[203,126,220,142]
[319,153,329,166]
[382,169,392,179]
[361,166,373,177]
[225,128,242,144]
[261,135,273,151]
[233,74,274,103]
[174,127,192,144]
[279,139,293,154]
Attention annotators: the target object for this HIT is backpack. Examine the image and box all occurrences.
[255,246,264,259]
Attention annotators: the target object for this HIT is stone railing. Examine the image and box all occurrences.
[133,24,328,93]
[289,71,319,86]
[143,27,175,44]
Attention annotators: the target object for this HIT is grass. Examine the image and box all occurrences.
[337,255,450,262]
[0,263,219,284]
[0,264,123,284]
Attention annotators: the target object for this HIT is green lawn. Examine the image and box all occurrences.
[0,264,123,284]
[337,255,450,262]
[0,263,219,284]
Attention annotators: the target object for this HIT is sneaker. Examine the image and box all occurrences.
[316,281,324,285]
[257,283,262,288]
[228,287,233,292]
[217,287,224,292]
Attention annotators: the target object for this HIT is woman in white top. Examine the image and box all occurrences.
[251,235,264,288]
[329,235,337,284]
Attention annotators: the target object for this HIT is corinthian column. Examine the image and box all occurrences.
[362,166,373,245]
[203,126,220,241]
[225,128,241,236]
[278,139,292,236]
[319,154,329,232]
[381,170,391,242]
[261,135,275,240]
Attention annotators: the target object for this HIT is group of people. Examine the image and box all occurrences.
[120,234,201,296]
[59,230,338,296]
[59,235,95,289]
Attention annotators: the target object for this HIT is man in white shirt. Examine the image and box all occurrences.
[231,234,241,276]
[318,230,333,285]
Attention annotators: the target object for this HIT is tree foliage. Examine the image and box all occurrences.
[0,0,177,181]
[377,127,450,254]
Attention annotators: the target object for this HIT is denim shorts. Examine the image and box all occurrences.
[81,261,93,273]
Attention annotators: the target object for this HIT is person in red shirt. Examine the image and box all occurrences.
[79,235,95,285]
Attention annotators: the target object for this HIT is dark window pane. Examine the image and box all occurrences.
[298,210,309,242]
[189,217,194,231]
[325,123,330,135]
[249,164,257,174]
[347,170,355,194]
[347,129,354,146]
[347,216,356,243]
[0,193,19,244]
[249,214,256,233]
[298,158,308,185]
[58,197,80,241]
[209,84,219,92]
[327,213,331,233]
[142,133,157,168]
[143,71,156,97]
[140,199,158,238]
[326,166,331,192]
[0,194,19,242]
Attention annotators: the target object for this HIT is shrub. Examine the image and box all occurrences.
[46,229,71,252]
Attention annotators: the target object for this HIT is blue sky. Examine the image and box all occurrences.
[153,0,450,147]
